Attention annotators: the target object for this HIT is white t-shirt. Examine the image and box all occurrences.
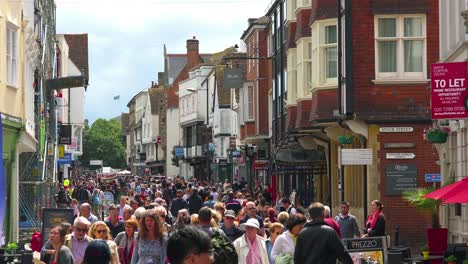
[210,191,219,202]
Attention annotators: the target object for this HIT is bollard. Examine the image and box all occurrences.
[394,225,400,247]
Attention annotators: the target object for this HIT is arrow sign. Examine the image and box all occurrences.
[386,153,416,159]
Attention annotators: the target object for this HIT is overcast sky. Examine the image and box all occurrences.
[56,0,272,124]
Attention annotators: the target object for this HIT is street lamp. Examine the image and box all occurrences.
[240,144,256,193]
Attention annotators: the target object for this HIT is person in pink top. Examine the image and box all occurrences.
[324,205,342,238]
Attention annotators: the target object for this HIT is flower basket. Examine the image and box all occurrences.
[426,129,448,144]
[338,135,353,144]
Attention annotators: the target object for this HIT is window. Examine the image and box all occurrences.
[247,85,254,120]
[305,41,312,94]
[324,25,337,79]
[375,15,426,79]
[7,25,18,87]
[311,20,338,89]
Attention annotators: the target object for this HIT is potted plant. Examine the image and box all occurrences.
[421,244,429,260]
[462,260,468,264]
[6,242,18,254]
[445,255,457,264]
[424,127,449,144]
[402,188,448,257]
[337,135,353,144]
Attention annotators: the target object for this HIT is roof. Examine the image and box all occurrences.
[64,34,89,84]
[240,16,270,40]
[167,54,212,85]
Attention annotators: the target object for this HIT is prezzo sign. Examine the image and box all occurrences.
[344,237,387,264]
[431,62,468,119]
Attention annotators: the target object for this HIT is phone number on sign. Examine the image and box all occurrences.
[433,106,466,112]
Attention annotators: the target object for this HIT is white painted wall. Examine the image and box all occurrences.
[166,108,181,177]
[438,0,468,244]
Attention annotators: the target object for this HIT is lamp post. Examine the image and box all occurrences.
[241,144,256,193]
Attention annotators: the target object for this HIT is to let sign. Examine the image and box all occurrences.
[431,62,468,119]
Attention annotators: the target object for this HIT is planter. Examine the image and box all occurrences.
[422,251,430,260]
[427,228,448,256]
[427,130,448,143]
[338,135,353,144]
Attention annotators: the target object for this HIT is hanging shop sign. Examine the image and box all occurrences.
[223,68,244,88]
[431,62,468,119]
[59,124,72,145]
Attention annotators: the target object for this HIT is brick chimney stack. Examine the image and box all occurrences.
[186,36,199,69]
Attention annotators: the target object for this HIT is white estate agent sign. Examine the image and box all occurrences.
[386,153,416,159]
[341,149,373,165]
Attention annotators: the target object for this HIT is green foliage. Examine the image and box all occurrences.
[445,255,457,262]
[462,260,468,264]
[402,187,441,228]
[6,242,18,250]
[421,244,429,251]
[80,118,126,169]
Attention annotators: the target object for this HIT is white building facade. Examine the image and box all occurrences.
[437,0,468,243]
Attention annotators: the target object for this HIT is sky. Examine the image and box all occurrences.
[55,0,273,124]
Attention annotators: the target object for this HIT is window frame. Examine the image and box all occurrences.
[6,23,19,88]
[322,24,338,84]
[247,85,254,121]
[374,14,427,80]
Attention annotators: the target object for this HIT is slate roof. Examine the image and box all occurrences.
[167,54,211,84]
[240,16,270,40]
[64,34,89,85]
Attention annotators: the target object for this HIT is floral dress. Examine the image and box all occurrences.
[130,237,166,264]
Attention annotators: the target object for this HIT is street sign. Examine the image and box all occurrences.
[57,153,72,165]
[175,147,185,157]
[341,149,373,165]
[386,153,415,159]
[425,173,441,183]
[431,62,468,119]
[230,150,241,157]
[90,160,103,166]
[386,164,418,195]
[383,143,416,149]
[379,127,414,133]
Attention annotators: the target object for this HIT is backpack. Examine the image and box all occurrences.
[91,192,100,205]
[30,231,42,252]
[211,229,238,264]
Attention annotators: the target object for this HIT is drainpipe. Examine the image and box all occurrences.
[337,0,343,115]
[344,0,353,115]
[360,135,368,224]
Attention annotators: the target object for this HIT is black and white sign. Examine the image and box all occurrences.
[386,164,418,195]
[344,237,387,264]
[59,125,72,145]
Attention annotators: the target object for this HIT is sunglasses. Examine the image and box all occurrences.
[96,229,107,234]
[76,227,88,233]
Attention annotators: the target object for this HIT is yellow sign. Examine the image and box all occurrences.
[64,179,70,187]
[58,145,65,158]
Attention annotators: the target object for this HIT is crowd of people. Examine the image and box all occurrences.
[46,174,387,264]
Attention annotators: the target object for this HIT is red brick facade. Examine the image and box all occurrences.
[309,89,338,125]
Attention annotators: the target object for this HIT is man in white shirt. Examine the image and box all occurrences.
[210,187,219,202]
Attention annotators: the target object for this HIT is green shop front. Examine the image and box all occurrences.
[1,113,22,245]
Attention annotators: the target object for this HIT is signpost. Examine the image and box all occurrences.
[341,149,373,165]
[431,62,468,119]
[344,237,387,264]
[386,153,415,159]
[386,164,417,195]
[425,173,441,183]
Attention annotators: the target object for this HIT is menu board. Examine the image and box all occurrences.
[385,164,417,195]
[344,237,387,264]
[41,208,74,243]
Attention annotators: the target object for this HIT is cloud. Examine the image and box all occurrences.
[56,0,272,123]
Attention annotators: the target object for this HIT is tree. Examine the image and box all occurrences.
[80,118,126,169]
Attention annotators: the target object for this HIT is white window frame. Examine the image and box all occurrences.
[321,24,338,84]
[7,23,19,88]
[247,85,254,121]
[311,19,338,90]
[374,14,427,80]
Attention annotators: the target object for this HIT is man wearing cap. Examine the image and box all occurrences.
[220,210,244,242]
[294,202,353,264]
[65,216,93,264]
[239,202,265,236]
[233,218,270,264]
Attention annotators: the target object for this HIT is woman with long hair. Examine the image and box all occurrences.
[131,209,167,264]
[89,221,120,264]
[114,219,139,264]
[362,200,386,237]
[271,214,306,262]
[48,224,74,264]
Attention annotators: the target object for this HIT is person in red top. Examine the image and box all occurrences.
[324,205,342,238]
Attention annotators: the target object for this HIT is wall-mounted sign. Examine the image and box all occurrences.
[344,237,387,264]
[90,160,103,166]
[218,159,228,166]
[59,125,72,145]
[383,143,416,149]
[379,127,414,133]
[341,149,373,165]
[386,164,417,195]
[254,160,269,170]
[431,62,468,119]
[230,150,241,157]
[57,153,72,165]
[425,173,441,183]
[386,153,415,159]
[175,147,185,157]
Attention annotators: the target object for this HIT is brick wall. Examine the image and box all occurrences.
[377,124,440,246]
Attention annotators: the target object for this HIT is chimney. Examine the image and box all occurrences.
[158,72,168,86]
[186,36,199,69]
